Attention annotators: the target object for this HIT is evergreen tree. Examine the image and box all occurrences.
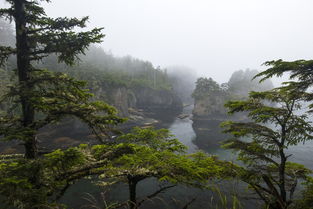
[0,0,123,159]
[256,59,313,101]
[254,59,313,208]
[192,77,222,100]
[93,127,234,209]
[222,89,313,209]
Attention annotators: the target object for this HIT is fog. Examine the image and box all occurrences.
[2,0,313,83]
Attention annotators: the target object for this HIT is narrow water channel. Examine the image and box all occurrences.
[168,105,197,153]
[61,106,313,208]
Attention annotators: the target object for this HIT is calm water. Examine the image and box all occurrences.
[168,105,236,160]
[61,106,313,208]
[168,105,313,208]
[170,106,313,168]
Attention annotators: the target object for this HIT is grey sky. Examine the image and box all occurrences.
[2,0,313,83]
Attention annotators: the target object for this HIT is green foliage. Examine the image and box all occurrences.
[0,0,129,207]
[252,59,313,208]
[44,147,86,170]
[256,59,313,85]
[192,77,222,100]
[117,127,187,152]
[0,68,12,101]
[0,150,86,208]
[38,48,173,92]
[193,70,274,102]
[1,1,104,65]
[0,0,125,159]
[0,143,144,208]
[0,68,125,143]
[256,59,313,111]
[222,88,313,209]
[209,186,243,209]
[95,127,235,208]
[293,177,313,209]
[0,2,251,209]
[191,74,273,118]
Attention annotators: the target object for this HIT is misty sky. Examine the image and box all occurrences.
[2,0,313,83]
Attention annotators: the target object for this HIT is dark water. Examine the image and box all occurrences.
[168,106,313,208]
[60,106,253,208]
[61,106,313,208]
[168,106,257,209]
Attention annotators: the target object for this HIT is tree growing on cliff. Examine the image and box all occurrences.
[0,0,123,159]
[192,77,231,117]
[192,77,222,100]
[222,89,313,209]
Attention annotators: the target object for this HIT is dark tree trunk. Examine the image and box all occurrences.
[277,125,287,209]
[14,0,37,159]
[279,149,287,203]
[128,176,138,209]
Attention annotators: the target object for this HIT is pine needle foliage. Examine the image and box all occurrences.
[0,0,124,159]
[222,89,313,209]
[95,127,235,209]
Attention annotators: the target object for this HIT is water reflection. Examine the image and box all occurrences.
[60,107,255,209]
[168,106,197,153]
[192,119,232,157]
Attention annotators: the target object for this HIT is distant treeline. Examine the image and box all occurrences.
[1,18,172,92]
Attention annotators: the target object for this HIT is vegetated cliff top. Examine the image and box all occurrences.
[36,46,173,91]
[193,69,274,100]
[191,69,274,119]
[0,17,173,92]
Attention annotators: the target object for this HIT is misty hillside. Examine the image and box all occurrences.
[1,1,313,209]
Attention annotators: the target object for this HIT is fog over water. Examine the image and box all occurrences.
[2,0,313,84]
[2,1,313,207]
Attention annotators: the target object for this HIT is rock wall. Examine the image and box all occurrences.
[192,94,227,120]
[110,87,129,117]
[134,87,182,112]
[192,70,274,121]
[192,95,247,121]
[31,84,183,153]
[94,83,183,117]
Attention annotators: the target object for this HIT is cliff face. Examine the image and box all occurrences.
[94,83,183,117]
[109,87,130,117]
[191,77,230,121]
[192,70,274,121]
[191,71,274,147]
[192,93,227,120]
[134,87,182,112]
[31,84,183,153]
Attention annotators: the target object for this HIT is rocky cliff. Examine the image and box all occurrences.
[192,70,274,121]
[191,70,274,146]
[192,92,228,120]
[191,77,231,121]
[134,87,182,112]
[93,82,183,118]
[26,85,182,154]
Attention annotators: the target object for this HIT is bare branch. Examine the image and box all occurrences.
[137,185,176,207]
